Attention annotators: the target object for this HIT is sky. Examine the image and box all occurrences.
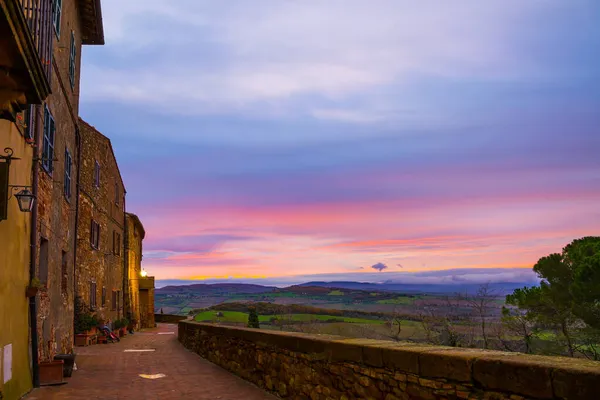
[79,1,600,285]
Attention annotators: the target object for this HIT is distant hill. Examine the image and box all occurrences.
[156,283,276,295]
[298,281,530,295]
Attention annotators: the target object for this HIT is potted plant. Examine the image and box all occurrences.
[26,277,42,297]
[39,340,65,385]
[119,318,129,337]
[74,297,98,346]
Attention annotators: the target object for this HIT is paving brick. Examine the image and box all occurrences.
[26,324,275,400]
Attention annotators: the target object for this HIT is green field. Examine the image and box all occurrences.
[376,297,415,305]
[194,311,384,325]
[328,290,345,296]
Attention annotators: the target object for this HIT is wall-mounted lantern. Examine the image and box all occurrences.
[14,189,35,212]
[0,147,35,221]
[141,268,148,278]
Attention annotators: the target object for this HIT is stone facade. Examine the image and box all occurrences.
[34,0,102,363]
[76,119,126,323]
[179,321,600,400]
[124,213,155,329]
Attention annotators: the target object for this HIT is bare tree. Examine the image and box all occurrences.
[466,283,498,349]
[500,306,536,354]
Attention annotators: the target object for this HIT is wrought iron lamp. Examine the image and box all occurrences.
[14,188,35,212]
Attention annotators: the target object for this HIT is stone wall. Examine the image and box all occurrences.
[76,119,126,324]
[35,0,85,362]
[179,321,599,400]
[155,314,188,324]
[124,213,146,329]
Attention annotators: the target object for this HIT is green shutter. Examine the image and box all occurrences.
[0,162,8,221]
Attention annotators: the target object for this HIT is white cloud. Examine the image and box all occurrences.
[84,0,570,118]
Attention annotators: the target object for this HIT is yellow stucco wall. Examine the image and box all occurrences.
[0,120,33,400]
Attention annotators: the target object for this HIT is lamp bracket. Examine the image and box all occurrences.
[8,185,34,200]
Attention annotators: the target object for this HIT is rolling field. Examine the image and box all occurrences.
[194,310,385,325]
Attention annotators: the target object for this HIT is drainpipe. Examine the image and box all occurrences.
[73,125,81,327]
[29,106,40,387]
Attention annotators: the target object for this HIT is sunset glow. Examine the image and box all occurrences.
[80,1,600,284]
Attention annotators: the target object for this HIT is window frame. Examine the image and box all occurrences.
[69,30,76,89]
[90,281,97,310]
[52,0,62,38]
[102,287,107,307]
[113,231,121,256]
[90,220,100,250]
[42,106,55,174]
[93,160,100,188]
[64,147,72,200]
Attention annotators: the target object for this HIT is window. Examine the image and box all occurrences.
[64,148,72,199]
[113,231,121,255]
[90,282,97,310]
[115,182,119,205]
[90,220,100,249]
[39,238,49,285]
[117,290,121,311]
[61,251,68,296]
[42,106,55,173]
[111,290,117,311]
[69,31,76,89]
[53,0,62,37]
[24,105,36,140]
[93,161,100,187]
[102,287,107,307]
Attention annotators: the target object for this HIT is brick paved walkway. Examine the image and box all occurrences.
[27,324,275,400]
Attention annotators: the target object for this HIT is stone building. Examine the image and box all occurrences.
[125,212,155,329]
[1,1,57,397]
[33,0,104,365]
[76,119,126,324]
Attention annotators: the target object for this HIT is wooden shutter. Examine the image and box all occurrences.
[0,161,8,221]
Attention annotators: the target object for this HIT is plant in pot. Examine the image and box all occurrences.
[26,277,42,297]
[119,318,129,337]
[74,297,98,346]
[39,340,65,386]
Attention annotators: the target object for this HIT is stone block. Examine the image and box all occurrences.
[551,361,600,400]
[419,348,487,382]
[473,354,553,399]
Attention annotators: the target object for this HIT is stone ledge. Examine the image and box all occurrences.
[180,321,600,399]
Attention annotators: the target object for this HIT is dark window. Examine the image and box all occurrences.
[52,0,62,37]
[24,105,36,140]
[42,106,55,173]
[117,290,121,311]
[90,220,100,249]
[115,182,119,205]
[69,31,76,89]
[61,250,68,296]
[90,282,97,309]
[39,238,49,285]
[113,231,121,255]
[111,290,117,311]
[102,287,106,307]
[64,148,72,199]
[93,161,100,188]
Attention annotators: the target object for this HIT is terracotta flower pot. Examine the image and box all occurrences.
[75,333,90,347]
[39,360,65,386]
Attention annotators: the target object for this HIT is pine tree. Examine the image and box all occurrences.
[248,307,260,328]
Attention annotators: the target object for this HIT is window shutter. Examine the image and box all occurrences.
[0,162,8,221]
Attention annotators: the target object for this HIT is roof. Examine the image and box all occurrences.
[78,118,125,192]
[79,0,105,45]
[126,213,146,239]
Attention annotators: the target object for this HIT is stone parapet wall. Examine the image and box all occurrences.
[156,314,188,324]
[179,321,599,400]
